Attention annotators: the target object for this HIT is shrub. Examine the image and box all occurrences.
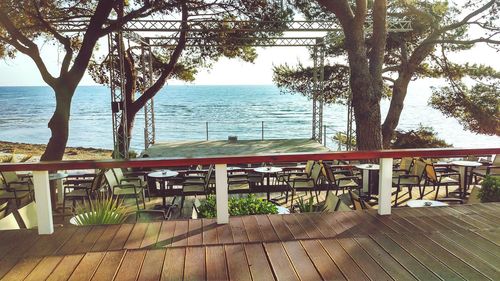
[296,197,325,213]
[72,194,129,225]
[197,195,278,218]
[391,125,451,148]
[478,175,500,203]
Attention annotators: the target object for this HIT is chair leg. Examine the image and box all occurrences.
[315,190,319,203]
[408,186,413,199]
[434,185,440,200]
[394,186,400,207]
[135,195,140,210]
[285,190,289,204]
[445,185,449,197]
[62,197,67,216]
[290,190,295,209]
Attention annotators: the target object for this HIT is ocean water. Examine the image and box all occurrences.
[0,85,498,151]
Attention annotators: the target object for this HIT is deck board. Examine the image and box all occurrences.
[0,203,498,281]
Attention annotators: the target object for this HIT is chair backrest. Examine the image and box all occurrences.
[0,201,8,219]
[91,170,106,192]
[400,157,413,171]
[323,164,336,184]
[323,191,341,212]
[493,155,499,165]
[18,201,37,229]
[310,162,323,183]
[424,163,438,182]
[0,171,18,185]
[305,160,315,176]
[205,165,215,191]
[349,190,364,210]
[105,169,119,188]
[0,213,20,230]
[112,168,125,181]
[411,159,427,179]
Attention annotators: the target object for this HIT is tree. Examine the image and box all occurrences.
[278,0,499,149]
[0,0,170,161]
[89,1,292,156]
[391,125,451,149]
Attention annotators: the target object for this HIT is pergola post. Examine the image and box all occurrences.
[215,164,229,224]
[378,158,393,215]
[32,171,54,234]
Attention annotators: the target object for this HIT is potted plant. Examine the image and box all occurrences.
[196,195,279,218]
[70,194,129,226]
[295,197,325,213]
[478,175,500,203]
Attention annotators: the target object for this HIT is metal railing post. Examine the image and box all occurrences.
[378,158,393,215]
[262,121,264,140]
[215,164,229,224]
[206,122,209,141]
[323,125,327,146]
[32,171,54,234]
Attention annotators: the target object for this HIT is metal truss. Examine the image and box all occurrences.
[141,39,156,149]
[148,37,320,47]
[311,38,325,143]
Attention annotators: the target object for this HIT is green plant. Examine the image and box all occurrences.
[73,194,129,225]
[478,176,500,203]
[197,195,278,218]
[296,197,325,213]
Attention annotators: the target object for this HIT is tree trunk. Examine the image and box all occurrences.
[40,85,74,161]
[382,74,411,148]
[116,108,137,157]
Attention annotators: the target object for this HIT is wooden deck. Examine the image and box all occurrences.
[1,203,499,280]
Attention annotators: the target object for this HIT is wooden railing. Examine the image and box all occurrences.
[1,147,499,235]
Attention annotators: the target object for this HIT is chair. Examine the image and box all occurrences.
[0,171,34,198]
[105,169,146,210]
[0,187,31,208]
[287,162,323,204]
[180,165,214,212]
[392,159,427,206]
[62,170,105,215]
[348,190,372,210]
[422,162,460,200]
[18,201,37,229]
[473,154,500,179]
[0,201,9,219]
[323,164,360,195]
[227,170,251,194]
[393,157,414,177]
[0,213,20,230]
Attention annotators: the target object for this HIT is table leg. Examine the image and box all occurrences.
[161,181,167,208]
[49,181,57,211]
[458,166,466,198]
[362,170,369,194]
[56,179,64,204]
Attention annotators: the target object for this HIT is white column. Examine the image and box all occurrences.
[362,169,369,193]
[215,164,229,224]
[378,158,393,216]
[32,171,54,234]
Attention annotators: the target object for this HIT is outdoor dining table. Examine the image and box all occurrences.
[253,167,283,186]
[148,170,179,210]
[355,164,379,198]
[451,160,483,198]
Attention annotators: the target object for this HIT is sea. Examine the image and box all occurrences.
[0,85,498,152]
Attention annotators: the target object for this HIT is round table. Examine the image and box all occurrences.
[355,164,379,196]
[148,170,179,209]
[407,199,449,208]
[254,167,283,186]
[451,160,482,198]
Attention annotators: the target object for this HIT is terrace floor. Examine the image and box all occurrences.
[1,203,499,280]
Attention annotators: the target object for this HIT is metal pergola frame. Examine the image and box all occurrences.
[59,18,411,158]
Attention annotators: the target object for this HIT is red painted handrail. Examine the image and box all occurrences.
[0,147,498,172]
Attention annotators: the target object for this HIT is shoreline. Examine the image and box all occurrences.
[0,140,112,160]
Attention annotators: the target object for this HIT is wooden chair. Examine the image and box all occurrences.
[105,169,146,210]
[392,159,427,206]
[0,213,20,230]
[18,201,37,229]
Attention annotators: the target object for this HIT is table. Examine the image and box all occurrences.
[148,170,179,209]
[355,164,379,196]
[49,172,68,210]
[407,199,449,208]
[451,160,482,198]
[254,167,283,186]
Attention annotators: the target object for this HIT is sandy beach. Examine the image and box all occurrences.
[0,140,112,160]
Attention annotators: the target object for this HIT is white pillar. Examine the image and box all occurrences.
[215,164,229,224]
[32,171,54,234]
[362,169,369,193]
[378,158,393,216]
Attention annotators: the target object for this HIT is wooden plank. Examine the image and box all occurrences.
[225,244,252,281]
[24,256,63,281]
[172,220,189,247]
[124,223,149,249]
[348,212,384,235]
[455,230,500,255]
[0,257,20,279]
[318,213,345,234]
[268,215,294,241]
[393,209,441,232]
[293,214,324,238]
[404,232,490,280]
[90,250,125,281]
[25,227,77,257]
[244,243,275,281]
[56,227,93,255]
[474,229,500,246]
[156,220,176,247]
[255,215,279,241]
[108,224,134,251]
[4,229,41,258]
[46,254,85,281]
[201,218,218,245]
[336,237,393,281]
[326,212,359,235]
[137,249,166,281]
[230,216,250,243]
[184,246,206,281]
[300,240,345,281]
[67,252,105,281]
[263,242,299,281]
[353,211,395,234]
[354,237,417,281]
[241,215,264,242]
[73,226,107,253]
[215,221,234,244]
[141,221,162,248]
[187,219,203,246]
[114,250,147,281]
[206,245,229,281]
[1,257,42,281]
[282,240,322,280]
[91,224,120,252]
[318,239,369,281]
[162,247,185,281]
[305,213,338,238]
[365,211,411,233]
